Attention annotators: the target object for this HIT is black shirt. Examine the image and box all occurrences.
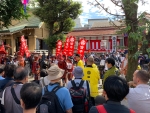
[89,100,131,113]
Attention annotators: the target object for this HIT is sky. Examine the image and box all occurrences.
[73,0,150,26]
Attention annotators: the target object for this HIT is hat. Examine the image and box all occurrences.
[47,65,64,81]
[73,66,83,78]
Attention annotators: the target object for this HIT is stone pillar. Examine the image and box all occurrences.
[11,36,15,55]
[28,36,36,50]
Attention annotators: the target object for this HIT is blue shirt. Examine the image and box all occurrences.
[43,84,73,111]
[0,77,14,89]
[0,75,4,80]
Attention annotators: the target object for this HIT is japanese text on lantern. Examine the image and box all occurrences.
[68,36,75,56]
[78,39,86,58]
[56,40,62,56]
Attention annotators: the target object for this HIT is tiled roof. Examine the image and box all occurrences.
[0,16,43,33]
[67,28,118,36]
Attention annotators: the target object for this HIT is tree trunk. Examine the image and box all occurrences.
[123,0,139,81]
[48,22,54,53]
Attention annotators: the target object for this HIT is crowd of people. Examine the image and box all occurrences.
[0,51,150,113]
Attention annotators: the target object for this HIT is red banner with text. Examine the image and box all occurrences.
[77,39,87,58]
[68,36,75,56]
[63,36,75,56]
[56,40,63,56]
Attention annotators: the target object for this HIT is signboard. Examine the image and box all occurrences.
[112,36,117,52]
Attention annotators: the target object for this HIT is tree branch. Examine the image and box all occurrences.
[110,0,124,9]
[108,17,123,30]
[94,0,125,16]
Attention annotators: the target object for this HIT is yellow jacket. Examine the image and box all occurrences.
[83,66,100,97]
[77,60,84,69]
[92,63,98,69]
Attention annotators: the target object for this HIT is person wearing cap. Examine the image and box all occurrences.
[82,56,100,105]
[75,54,84,69]
[45,65,73,113]
[66,66,89,94]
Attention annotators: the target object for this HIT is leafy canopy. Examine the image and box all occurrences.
[33,0,82,35]
[33,0,82,49]
[0,0,28,29]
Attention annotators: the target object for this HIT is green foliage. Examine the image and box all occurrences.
[34,0,82,49]
[44,33,66,50]
[33,0,82,35]
[147,48,150,53]
[0,0,28,29]
[133,50,142,59]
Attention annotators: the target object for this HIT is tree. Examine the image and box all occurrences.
[91,0,150,81]
[33,0,82,51]
[0,0,27,29]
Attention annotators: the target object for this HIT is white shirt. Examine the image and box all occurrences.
[126,84,150,113]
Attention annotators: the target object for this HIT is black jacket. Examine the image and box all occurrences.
[89,100,131,113]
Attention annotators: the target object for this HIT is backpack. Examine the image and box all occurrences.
[36,85,65,113]
[69,80,86,113]
[96,105,135,113]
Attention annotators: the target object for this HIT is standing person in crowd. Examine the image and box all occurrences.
[120,53,125,62]
[127,70,150,113]
[18,55,25,67]
[120,54,128,77]
[0,64,16,89]
[1,66,28,113]
[20,83,42,113]
[66,66,88,92]
[43,65,73,113]
[58,55,67,85]
[75,54,84,69]
[39,69,49,88]
[32,54,40,81]
[83,56,100,105]
[89,76,135,113]
[66,66,90,113]
[103,58,118,83]
[10,56,14,64]
[138,53,146,67]
[66,58,74,81]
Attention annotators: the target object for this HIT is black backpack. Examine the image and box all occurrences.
[69,80,86,113]
[36,85,65,113]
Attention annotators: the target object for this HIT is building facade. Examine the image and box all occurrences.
[0,15,49,55]
[67,18,127,53]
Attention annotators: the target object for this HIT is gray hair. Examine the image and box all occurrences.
[14,66,28,81]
